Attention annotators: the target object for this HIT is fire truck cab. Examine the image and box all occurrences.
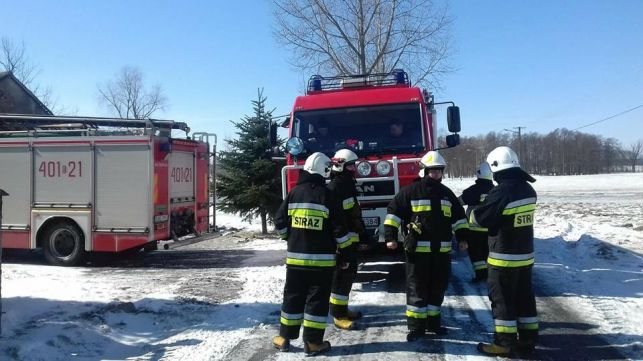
[0,114,216,265]
[273,69,461,249]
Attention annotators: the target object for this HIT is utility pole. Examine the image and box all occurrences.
[504,126,526,163]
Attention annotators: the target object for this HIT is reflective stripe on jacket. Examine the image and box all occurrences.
[275,171,350,269]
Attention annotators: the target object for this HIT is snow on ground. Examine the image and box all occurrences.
[215,213,263,233]
[0,211,287,360]
[529,174,643,358]
[1,172,642,360]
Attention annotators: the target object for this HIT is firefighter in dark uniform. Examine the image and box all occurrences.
[472,146,538,356]
[272,152,352,357]
[459,162,495,282]
[328,149,364,330]
[384,151,469,341]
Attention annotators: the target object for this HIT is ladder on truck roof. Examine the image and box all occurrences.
[0,113,190,134]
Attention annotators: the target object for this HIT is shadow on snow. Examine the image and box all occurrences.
[2,248,286,270]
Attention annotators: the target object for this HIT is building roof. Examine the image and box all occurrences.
[0,70,53,115]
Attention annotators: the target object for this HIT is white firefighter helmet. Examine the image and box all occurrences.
[418,150,447,177]
[331,148,358,172]
[303,152,332,178]
[476,162,493,180]
[486,146,520,172]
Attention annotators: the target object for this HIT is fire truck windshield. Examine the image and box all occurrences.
[292,103,424,156]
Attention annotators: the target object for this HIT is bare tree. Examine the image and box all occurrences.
[1,37,39,86]
[0,37,66,112]
[628,140,642,172]
[273,0,453,86]
[97,66,168,119]
[442,129,636,177]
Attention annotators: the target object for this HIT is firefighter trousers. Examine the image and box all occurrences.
[405,252,451,332]
[329,255,358,317]
[488,265,538,348]
[279,267,333,343]
[467,231,489,279]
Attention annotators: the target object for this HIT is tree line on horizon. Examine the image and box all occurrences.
[440,129,642,178]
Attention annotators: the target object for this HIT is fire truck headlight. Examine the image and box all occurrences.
[356,161,372,177]
[376,160,392,176]
[285,137,305,156]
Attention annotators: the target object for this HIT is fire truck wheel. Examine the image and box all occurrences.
[42,222,85,266]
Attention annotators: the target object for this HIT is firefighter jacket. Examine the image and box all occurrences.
[384,177,469,253]
[472,168,537,268]
[328,171,364,247]
[459,179,494,233]
[275,171,352,269]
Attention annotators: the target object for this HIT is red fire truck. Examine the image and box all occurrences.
[0,114,216,265]
[271,69,461,248]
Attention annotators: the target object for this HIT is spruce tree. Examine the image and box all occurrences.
[217,89,283,234]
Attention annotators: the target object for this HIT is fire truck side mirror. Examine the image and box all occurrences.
[268,122,278,147]
[446,134,460,148]
[447,106,461,133]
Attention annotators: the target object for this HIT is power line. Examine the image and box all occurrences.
[573,104,643,131]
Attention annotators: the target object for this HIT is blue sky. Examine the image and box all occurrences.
[2,0,642,146]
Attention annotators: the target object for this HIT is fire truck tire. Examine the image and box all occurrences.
[42,221,85,266]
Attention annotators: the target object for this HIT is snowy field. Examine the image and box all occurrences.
[1,173,642,360]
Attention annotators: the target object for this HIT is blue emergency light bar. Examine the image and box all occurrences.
[307,69,410,94]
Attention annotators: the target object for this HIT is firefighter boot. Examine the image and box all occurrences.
[334,317,355,330]
[346,309,363,320]
[271,335,290,352]
[517,339,536,354]
[427,317,448,335]
[304,341,331,356]
[427,325,448,335]
[477,342,512,357]
[406,329,425,342]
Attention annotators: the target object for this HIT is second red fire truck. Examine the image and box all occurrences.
[0,114,216,266]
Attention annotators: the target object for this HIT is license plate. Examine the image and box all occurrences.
[363,217,380,227]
